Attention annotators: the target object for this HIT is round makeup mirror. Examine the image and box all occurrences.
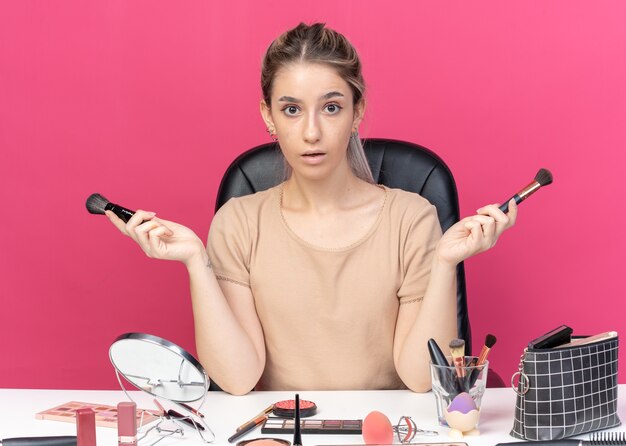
[109,332,208,402]
[110,333,215,443]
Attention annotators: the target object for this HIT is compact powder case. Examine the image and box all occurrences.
[272,399,317,418]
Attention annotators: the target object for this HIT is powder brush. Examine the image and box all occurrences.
[449,338,466,378]
[85,193,135,223]
[499,168,553,213]
[477,333,497,366]
[468,334,497,388]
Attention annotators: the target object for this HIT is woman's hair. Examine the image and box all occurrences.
[261,23,374,183]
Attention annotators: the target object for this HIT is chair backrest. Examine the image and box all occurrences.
[215,138,471,353]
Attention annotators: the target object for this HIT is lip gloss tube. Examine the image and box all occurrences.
[76,408,96,446]
[117,402,137,446]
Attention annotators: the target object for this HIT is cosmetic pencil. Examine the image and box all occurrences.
[236,404,274,431]
[153,399,168,418]
[0,438,77,446]
[227,414,268,443]
[167,409,205,431]
[179,402,206,419]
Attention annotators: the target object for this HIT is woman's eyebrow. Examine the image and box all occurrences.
[278,95,300,103]
[321,91,344,100]
[277,91,345,103]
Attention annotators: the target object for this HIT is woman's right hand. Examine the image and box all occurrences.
[105,209,206,266]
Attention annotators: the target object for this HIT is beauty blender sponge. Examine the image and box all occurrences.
[448,392,477,414]
[362,410,393,444]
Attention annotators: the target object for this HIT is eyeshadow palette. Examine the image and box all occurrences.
[35,401,159,428]
[262,417,362,435]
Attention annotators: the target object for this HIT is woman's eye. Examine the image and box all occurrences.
[283,105,300,116]
[324,103,342,114]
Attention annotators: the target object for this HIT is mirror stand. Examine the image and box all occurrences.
[110,333,216,444]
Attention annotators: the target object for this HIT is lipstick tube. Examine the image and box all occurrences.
[117,402,137,446]
[76,408,96,446]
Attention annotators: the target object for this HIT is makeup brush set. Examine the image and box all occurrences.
[428,336,495,395]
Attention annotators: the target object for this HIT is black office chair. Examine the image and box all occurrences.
[211,138,512,389]
[215,138,471,353]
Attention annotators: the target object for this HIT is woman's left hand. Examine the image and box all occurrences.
[436,198,518,266]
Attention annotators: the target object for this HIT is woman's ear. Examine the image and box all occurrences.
[352,98,366,131]
[260,99,275,131]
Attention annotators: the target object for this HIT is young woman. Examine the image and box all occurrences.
[106,23,517,395]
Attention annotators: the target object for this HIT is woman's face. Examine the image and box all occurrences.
[261,62,364,181]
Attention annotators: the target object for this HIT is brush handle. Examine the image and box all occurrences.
[499,194,522,213]
[227,416,265,443]
[167,409,205,431]
[467,364,484,389]
[496,441,582,446]
[105,203,136,223]
[0,437,77,446]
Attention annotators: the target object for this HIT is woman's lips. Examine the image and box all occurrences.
[301,152,326,164]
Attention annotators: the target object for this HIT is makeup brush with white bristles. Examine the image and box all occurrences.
[449,338,466,378]
[499,168,553,213]
[85,193,136,223]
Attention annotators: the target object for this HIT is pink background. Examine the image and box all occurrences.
[1,1,625,390]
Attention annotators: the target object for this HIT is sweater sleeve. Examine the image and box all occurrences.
[207,198,252,288]
[397,203,442,303]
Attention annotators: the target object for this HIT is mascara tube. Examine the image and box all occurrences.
[427,339,449,367]
[428,339,458,394]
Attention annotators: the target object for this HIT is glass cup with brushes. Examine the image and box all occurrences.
[428,336,495,436]
[426,169,552,433]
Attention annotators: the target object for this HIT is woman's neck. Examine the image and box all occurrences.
[282,171,366,214]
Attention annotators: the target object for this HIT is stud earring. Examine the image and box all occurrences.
[268,128,278,142]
